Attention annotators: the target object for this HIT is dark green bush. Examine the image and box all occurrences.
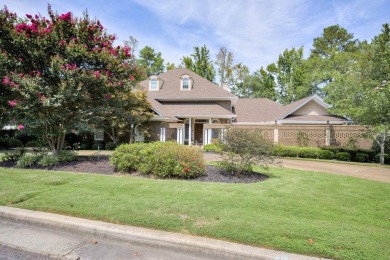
[26,140,46,150]
[319,150,334,160]
[92,141,105,150]
[354,153,369,163]
[0,138,23,149]
[335,152,351,161]
[272,145,300,157]
[105,142,117,150]
[372,139,390,154]
[341,148,357,161]
[38,154,59,167]
[111,142,206,178]
[320,146,342,154]
[375,154,390,164]
[203,144,222,153]
[357,149,376,162]
[79,142,92,150]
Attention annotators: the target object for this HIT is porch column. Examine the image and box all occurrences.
[188,118,192,146]
[325,127,331,146]
[274,128,279,143]
[160,128,166,142]
[177,127,184,144]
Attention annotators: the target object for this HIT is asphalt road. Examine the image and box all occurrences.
[0,244,55,260]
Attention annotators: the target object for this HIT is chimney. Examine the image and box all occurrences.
[222,82,229,92]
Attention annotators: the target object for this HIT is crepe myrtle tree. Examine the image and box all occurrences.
[0,6,143,154]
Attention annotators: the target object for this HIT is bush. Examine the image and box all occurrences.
[319,150,334,160]
[355,153,369,163]
[38,154,59,167]
[26,140,47,150]
[298,147,321,159]
[341,148,358,161]
[105,142,117,150]
[111,142,206,178]
[372,139,390,154]
[17,154,43,168]
[357,149,376,162]
[320,146,342,154]
[1,148,26,162]
[0,138,23,149]
[220,128,274,174]
[272,145,300,157]
[203,144,223,153]
[79,142,92,150]
[375,154,390,164]
[92,141,105,150]
[57,150,78,162]
[335,152,351,161]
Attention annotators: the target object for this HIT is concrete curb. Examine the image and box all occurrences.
[0,206,326,260]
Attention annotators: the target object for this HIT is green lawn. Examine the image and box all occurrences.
[0,166,389,259]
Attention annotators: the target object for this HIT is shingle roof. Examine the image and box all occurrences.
[158,102,236,118]
[234,98,283,123]
[139,68,237,100]
[282,114,347,122]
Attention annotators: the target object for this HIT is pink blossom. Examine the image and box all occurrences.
[2,77,10,85]
[94,71,100,79]
[26,14,32,19]
[15,23,28,33]
[104,94,112,99]
[35,14,39,19]
[59,40,66,45]
[17,125,25,131]
[8,100,17,107]
[37,71,42,77]
[58,12,72,21]
[130,75,135,81]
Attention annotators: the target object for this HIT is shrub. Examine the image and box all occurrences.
[319,150,334,160]
[335,152,351,161]
[355,153,369,163]
[38,154,59,167]
[105,142,117,150]
[298,147,321,159]
[111,142,205,178]
[57,150,78,162]
[1,148,26,162]
[26,140,46,150]
[17,154,43,168]
[0,138,23,149]
[92,141,105,150]
[296,131,309,147]
[341,148,358,161]
[320,146,342,154]
[372,139,390,154]
[220,128,274,174]
[203,144,222,153]
[272,145,300,157]
[79,142,92,150]
[375,154,390,164]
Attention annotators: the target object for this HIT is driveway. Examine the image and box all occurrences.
[203,153,390,183]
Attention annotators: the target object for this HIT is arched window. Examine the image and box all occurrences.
[149,78,158,91]
[212,119,220,139]
[181,75,191,90]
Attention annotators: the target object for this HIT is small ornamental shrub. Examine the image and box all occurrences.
[220,128,274,174]
[57,150,78,162]
[298,147,321,159]
[0,138,23,149]
[79,142,92,150]
[105,142,117,150]
[296,131,309,147]
[357,149,376,162]
[375,154,390,164]
[319,150,334,160]
[92,141,105,150]
[38,154,59,167]
[203,144,223,153]
[335,152,351,161]
[272,145,300,157]
[341,148,358,161]
[1,148,26,162]
[320,146,342,154]
[354,153,369,163]
[111,142,205,178]
[17,154,42,168]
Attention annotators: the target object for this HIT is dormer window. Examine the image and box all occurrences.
[181,75,192,90]
[149,77,159,91]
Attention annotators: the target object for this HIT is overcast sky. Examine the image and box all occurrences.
[3,0,389,72]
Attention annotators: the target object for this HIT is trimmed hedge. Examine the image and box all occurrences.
[319,150,334,160]
[203,144,223,153]
[355,153,369,163]
[111,142,206,178]
[0,138,23,149]
[335,152,351,161]
[105,142,117,150]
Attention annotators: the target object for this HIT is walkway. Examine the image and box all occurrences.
[203,153,390,183]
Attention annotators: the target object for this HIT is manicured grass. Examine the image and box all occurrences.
[0,166,389,259]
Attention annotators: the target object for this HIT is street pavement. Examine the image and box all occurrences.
[0,206,325,260]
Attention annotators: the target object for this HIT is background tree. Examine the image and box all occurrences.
[326,24,390,164]
[215,46,234,85]
[248,68,277,100]
[0,6,143,154]
[165,62,175,71]
[267,47,311,104]
[230,63,249,96]
[181,45,215,82]
[138,46,165,77]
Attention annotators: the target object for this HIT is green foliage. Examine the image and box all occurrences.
[181,45,215,82]
[372,139,390,154]
[298,147,321,158]
[111,142,206,178]
[355,153,369,163]
[16,154,43,168]
[92,141,105,150]
[345,136,359,149]
[57,150,78,163]
[105,142,117,150]
[273,145,300,157]
[0,148,25,162]
[296,131,309,147]
[340,148,357,161]
[220,128,274,174]
[203,144,223,153]
[319,149,334,160]
[375,154,390,164]
[38,154,59,167]
[0,6,142,154]
[320,146,342,154]
[335,152,351,161]
[26,140,47,150]
[0,138,23,148]
[138,46,165,77]
[215,46,234,85]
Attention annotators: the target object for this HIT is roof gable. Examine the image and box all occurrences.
[279,95,331,119]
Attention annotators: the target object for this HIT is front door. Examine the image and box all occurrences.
[194,123,203,145]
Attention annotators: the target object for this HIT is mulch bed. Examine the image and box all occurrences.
[0,156,268,183]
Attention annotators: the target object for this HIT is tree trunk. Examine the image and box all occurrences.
[380,137,385,165]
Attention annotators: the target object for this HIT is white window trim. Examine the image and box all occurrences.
[149,77,159,91]
[180,75,192,91]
